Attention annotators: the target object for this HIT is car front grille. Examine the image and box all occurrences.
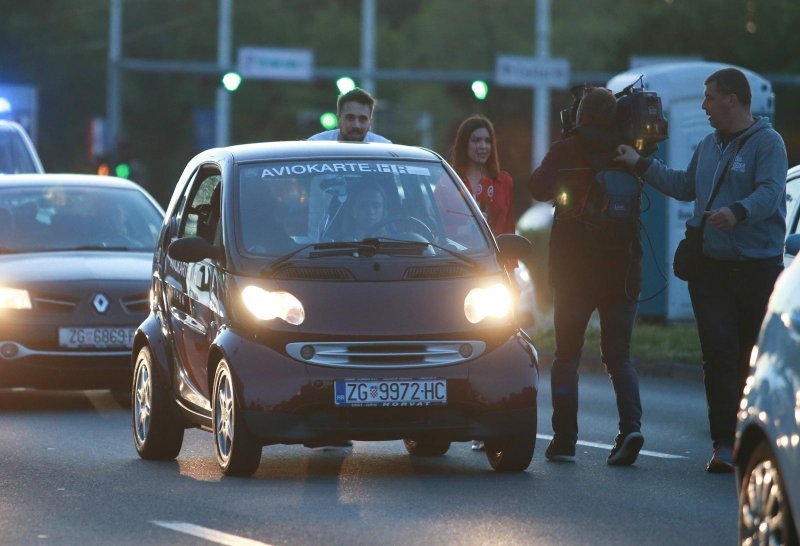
[121,292,150,313]
[32,293,79,312]
[285,340,485,369]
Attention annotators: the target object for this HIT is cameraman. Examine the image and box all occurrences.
[529,87,644,466]
[616,68,787,473]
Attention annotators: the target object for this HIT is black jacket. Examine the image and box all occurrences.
[529,127,642,300]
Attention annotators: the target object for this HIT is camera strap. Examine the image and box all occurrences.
[698,131,754,234]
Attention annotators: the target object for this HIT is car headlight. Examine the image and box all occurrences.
[0,287,32,310]
[241,285,305,325]
[464,283,512,324]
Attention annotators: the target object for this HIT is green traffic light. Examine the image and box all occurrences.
[222,71,242,92]
[471,80,489,100]
[320,112,338,130]
[336,76,356,95]
[115,162,131,179]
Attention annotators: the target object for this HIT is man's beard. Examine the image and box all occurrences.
[340,128,367,141]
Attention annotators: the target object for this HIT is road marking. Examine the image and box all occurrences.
[151,521,273,546]
[536,434,688,459]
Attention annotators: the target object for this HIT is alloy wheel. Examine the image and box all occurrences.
[215,367,235,463]
[133,354,152,446]
[740,458,790,545]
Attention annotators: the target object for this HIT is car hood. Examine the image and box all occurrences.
[0,251,153,283]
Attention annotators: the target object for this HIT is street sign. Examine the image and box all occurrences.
[495,55,570,89]
[237,47,314,81]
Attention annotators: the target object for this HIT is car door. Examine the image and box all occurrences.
[166,167,222,402]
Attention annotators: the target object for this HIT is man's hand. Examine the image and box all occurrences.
[614,144,640,168]
[704,207,737,231]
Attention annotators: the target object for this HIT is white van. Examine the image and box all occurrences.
[0,120,44,174]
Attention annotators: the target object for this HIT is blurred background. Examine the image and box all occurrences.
[1,0,798,317]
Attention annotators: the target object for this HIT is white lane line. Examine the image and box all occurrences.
[536,433,688,459]
[151,521,273,546]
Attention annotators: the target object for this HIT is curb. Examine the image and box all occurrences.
[537,353,704,383]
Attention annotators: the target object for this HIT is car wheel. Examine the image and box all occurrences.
[739,443,798,546]
[212,360,262,477]
[132,345,184,460]
[485,432,536,472]
[403,438,451,457]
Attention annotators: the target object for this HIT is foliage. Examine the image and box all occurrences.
[0,0,798,206]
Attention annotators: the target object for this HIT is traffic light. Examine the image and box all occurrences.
[97,161,110,176]
[115,162,131,179]
[319,112,338,130]
[471,80,489,100]
[221,71,242,92]
[336,76,356,95]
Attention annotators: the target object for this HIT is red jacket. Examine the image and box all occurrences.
[470,170,515,235]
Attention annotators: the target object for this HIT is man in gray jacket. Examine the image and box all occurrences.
[309,88,390,143]
[616,67,787,473]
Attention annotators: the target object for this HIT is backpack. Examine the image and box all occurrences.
[581,169,642,244]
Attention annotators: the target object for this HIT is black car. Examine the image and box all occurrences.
[132,141,538,476]
[0,174,164,393]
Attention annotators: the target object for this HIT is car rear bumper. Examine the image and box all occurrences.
[217,330,538,445]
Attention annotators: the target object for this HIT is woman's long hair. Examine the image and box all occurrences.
[450,115,500,181]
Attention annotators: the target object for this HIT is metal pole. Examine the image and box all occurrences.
[532,0,550,171]
[215,0,232,147]
[106,0,123,156]
[360,0,376,94]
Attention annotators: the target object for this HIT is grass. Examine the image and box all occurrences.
[527,310,703,365]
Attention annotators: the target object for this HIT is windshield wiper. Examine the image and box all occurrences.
[366,237,483,271]
[73,245,131,251]
[263,238,483,276]
[263,241,377,276]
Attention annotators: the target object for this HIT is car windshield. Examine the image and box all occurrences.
[236,159,489,258]
[0,185,163,253]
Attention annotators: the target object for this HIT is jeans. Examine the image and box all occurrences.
[551,289,642,443]
[688,256,783,448]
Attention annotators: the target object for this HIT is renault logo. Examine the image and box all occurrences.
[92,293,110,314]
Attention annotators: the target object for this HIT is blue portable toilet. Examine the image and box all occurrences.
[606,61,775,321]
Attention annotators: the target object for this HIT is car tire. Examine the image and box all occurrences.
[403,438,451,457]
[212,359,262,477]
[485,431,536,472]
[132,345,184,460]
[739,442,798,546]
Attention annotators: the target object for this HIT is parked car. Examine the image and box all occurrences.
[734,255,800,545]
[0,120,44,174]
[783,164,800,267]
[0,174,164,395]
[131,140,539,476]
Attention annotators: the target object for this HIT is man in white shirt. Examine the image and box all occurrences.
[309,88,390,143]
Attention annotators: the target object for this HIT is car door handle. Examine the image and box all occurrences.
[198,265,211,291]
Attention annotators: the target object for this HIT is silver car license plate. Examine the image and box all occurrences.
[58,327,136,349]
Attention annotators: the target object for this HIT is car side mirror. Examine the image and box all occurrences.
[496,233,533,261]
[786,233,800,257]
[168,237,224,263]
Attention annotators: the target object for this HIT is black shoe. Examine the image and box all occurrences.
[545,437,576,462]
[706,445,734,473]
[607,431,644,466]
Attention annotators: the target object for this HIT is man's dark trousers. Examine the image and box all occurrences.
[688,256,783,448]
[551,289,643,443]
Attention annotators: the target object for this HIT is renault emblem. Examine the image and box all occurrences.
[92,293,110,314]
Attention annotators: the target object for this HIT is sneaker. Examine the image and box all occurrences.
[545,437,576,462]
[471,440,485,451]
[706,445,734,473]
[607,431,644,466]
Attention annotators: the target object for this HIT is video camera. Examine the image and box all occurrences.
[559,76,668,156]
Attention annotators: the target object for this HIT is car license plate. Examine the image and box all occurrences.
[334,379,447,407]
[58,327,136,349]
